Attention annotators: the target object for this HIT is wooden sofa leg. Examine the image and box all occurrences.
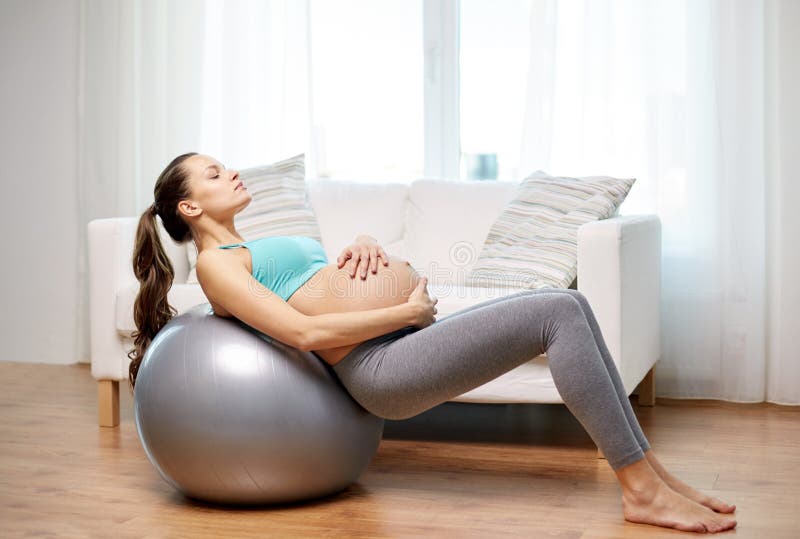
[636,365,656,407]
[98,380,120,427]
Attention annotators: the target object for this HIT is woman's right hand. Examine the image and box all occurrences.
[407,276,438,328]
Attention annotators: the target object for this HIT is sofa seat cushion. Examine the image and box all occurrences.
[416,284,562,404]
[429,283,541,318]
[451,357,563,403]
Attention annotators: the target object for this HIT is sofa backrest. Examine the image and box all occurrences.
[195,176,620,288]
[405,179,519,286]
[307,177,520,286]
[306,178,410,263]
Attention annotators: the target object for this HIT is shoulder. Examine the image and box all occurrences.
[196,248,245,285]
[196,247,228,269]
[194,248,254,316]
[192,245,309,350]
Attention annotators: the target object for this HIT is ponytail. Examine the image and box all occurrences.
[126,151,197,392]
[127,205,177,392]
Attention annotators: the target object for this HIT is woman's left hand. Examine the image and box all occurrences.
[337,237,390,280]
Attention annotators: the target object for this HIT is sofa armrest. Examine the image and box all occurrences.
[88,217,190,381]
[88,217,140,381]
[577,214,662,394]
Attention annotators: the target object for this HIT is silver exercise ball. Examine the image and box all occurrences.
[133,303,384,506]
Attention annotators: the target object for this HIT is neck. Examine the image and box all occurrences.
[193,221,245,251]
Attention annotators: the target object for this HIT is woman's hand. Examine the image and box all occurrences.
[336,237,390,280]
[407,276,438,328]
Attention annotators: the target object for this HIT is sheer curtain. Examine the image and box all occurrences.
[76,0,310,365]
[519,0,798,404]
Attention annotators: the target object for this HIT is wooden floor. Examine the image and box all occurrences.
[1,362,798,538]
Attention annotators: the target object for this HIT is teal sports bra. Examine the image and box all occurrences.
[218,235,329,301]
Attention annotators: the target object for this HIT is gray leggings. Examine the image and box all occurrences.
[332,288,651,471]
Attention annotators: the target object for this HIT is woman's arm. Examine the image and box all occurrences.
[304,303,419,352]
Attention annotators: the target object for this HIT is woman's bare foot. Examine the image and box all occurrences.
[622,479,738,533]
[644,451,736,513]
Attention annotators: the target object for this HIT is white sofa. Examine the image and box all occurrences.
[89,177,661,429]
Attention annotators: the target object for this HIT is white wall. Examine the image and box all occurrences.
[0,0,82,364]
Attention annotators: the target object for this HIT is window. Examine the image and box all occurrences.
[310,0,424,181]
[308,0,534,182]
[459,0,533,181]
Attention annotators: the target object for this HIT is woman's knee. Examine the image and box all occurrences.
[554,288,589,310]
[554,287,585,299]
[547,292,585,318]
[524,286,586,302]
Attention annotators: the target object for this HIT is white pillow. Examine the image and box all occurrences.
[185,153,322,283]
[466,170,635,290]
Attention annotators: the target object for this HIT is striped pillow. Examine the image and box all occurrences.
[466,170,635,290]
[185,153,322,283]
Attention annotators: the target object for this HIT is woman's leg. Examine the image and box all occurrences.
[537,289,651,452]
[333,292,736,531]
[333,290,738,532]
[552,290,734,514]
[440,288,651,452]
[334,291,646,471]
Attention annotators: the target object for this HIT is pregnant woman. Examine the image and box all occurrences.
[129,153,736,533]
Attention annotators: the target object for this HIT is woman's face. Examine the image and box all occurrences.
[181,154,250,220]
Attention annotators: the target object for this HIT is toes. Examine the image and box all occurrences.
[708,520,724,533]
[721,501,736,513]
[710,516,737,532]
[711,497,736,513]
[680,521,707,533]
[682,520,708,533]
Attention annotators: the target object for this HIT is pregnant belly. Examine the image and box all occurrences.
[286,255,421,366]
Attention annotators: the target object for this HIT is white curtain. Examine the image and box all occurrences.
[520,0,799,404]
[76,0,310,365]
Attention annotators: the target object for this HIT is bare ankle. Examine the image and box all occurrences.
[624,475,670,507]
[615,457,665,502]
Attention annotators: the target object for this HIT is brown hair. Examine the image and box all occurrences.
[127,152,198,393]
